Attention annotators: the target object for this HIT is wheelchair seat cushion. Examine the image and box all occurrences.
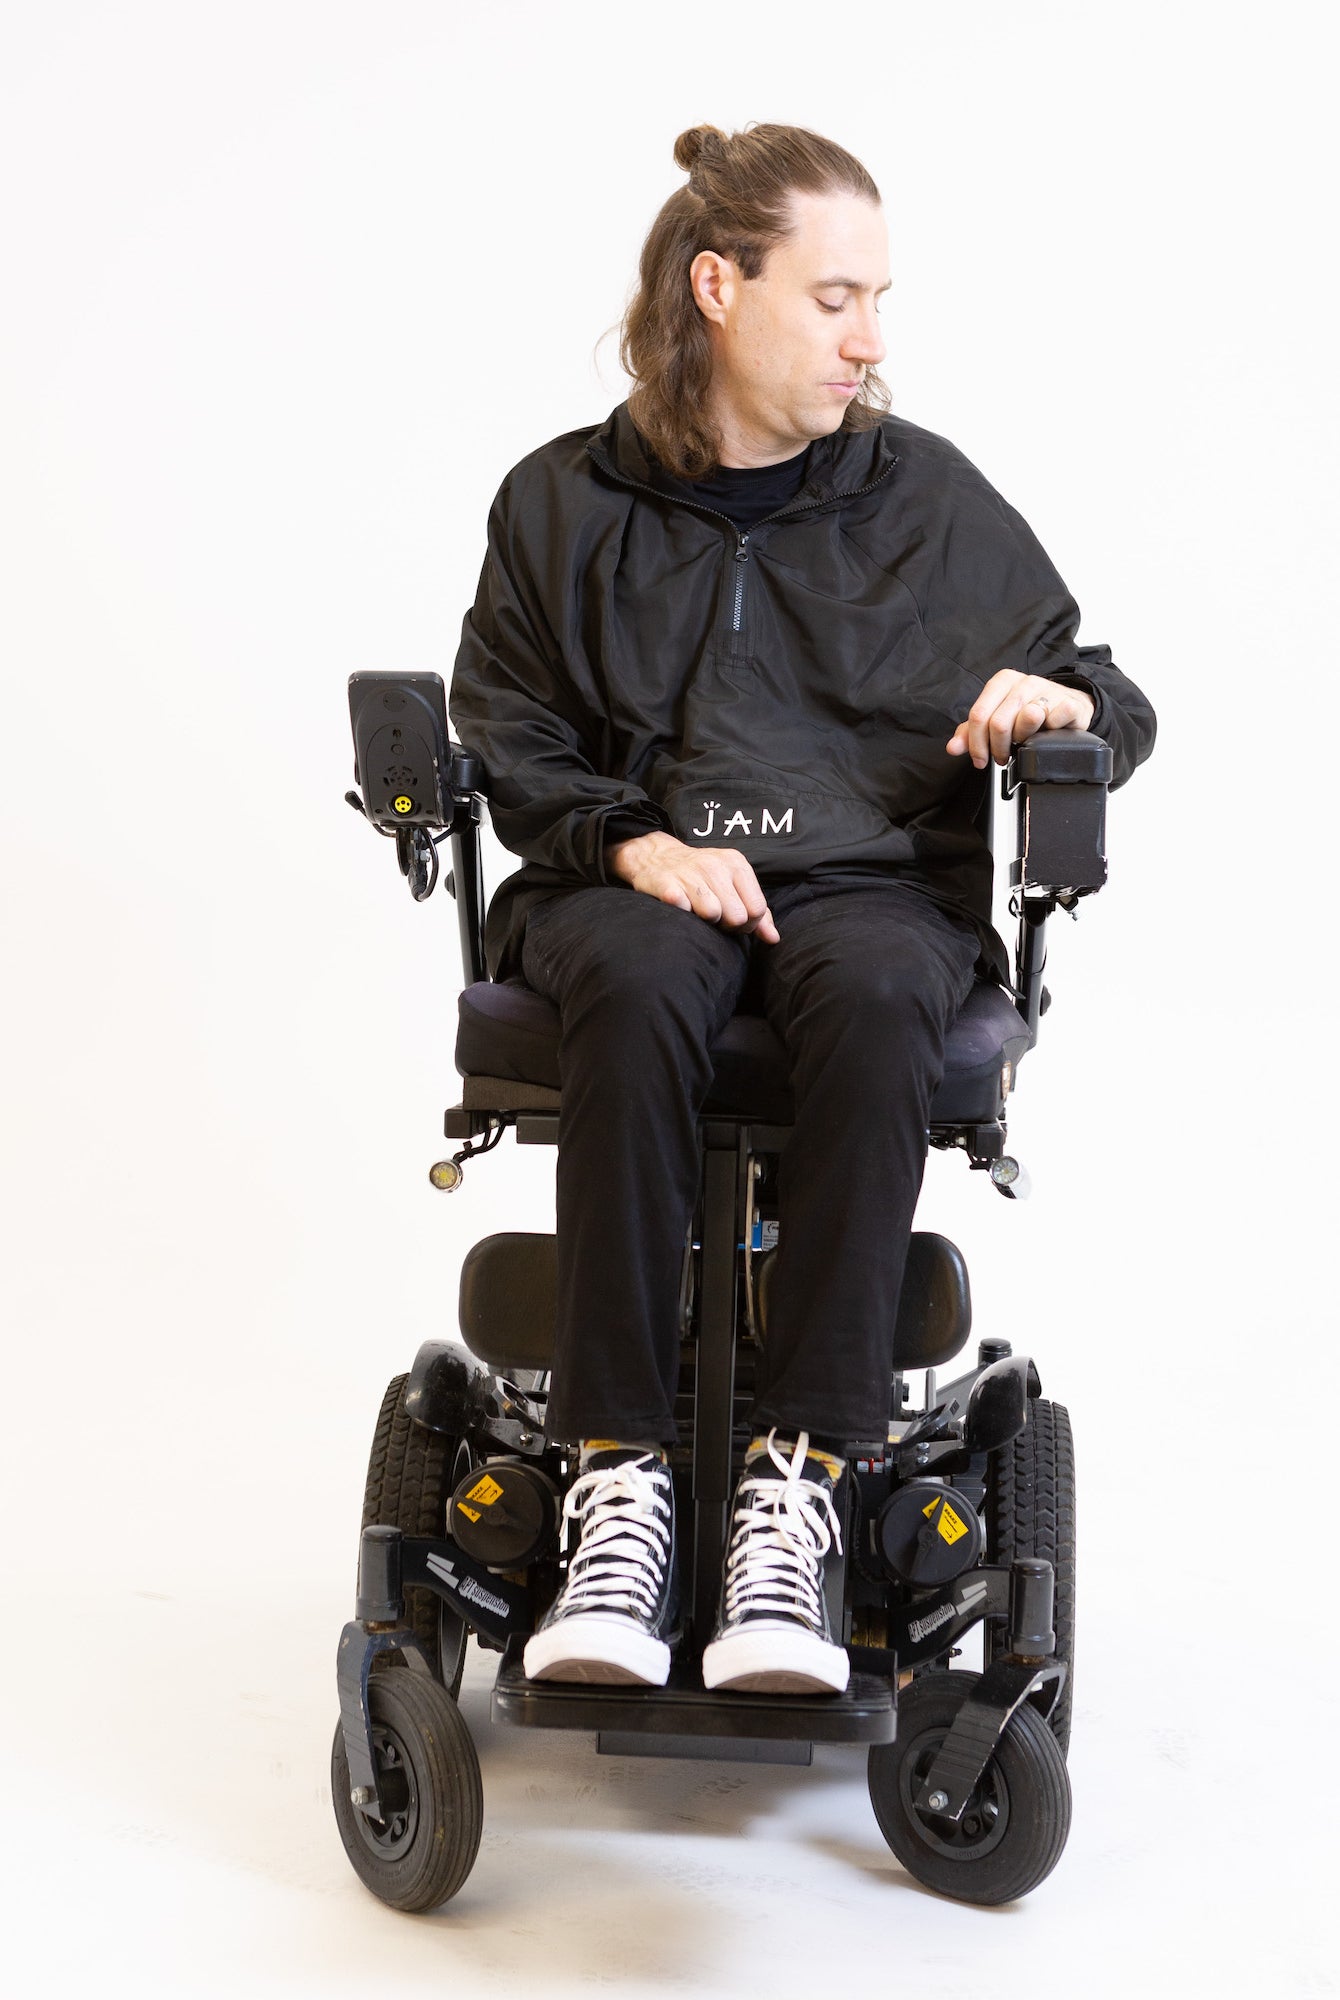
[455,976,1033,1127]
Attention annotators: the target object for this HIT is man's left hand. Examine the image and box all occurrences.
[946,672,1096,769]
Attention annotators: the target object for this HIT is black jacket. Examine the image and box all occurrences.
[449,402,1156,984]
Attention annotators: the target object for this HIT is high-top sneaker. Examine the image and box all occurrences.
[701,1429,849,1695]
[523,1447,679,1685]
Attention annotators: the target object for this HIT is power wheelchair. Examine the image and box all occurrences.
[332,669,1111,1912]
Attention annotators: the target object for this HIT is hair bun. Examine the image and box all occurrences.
[674,124,727,176]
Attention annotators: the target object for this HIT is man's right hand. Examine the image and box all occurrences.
[605,831,780,944]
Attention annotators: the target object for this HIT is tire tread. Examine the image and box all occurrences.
[986,1397,1075,1753]
[361,1374,460,1690]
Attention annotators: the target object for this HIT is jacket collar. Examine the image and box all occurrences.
[585,399,897,510]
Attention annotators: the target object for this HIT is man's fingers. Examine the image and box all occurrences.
[1041,690,1090,731]
[633,846,779,941]
[954,678,1043,767]
[949,680,1095,766]
[945,669,1032,766]
[969,674,1029,765]
[689,865,779,940]
[716,887,753,929]
[989,691,1044,764]
[965,697,997,767]
[697,852,771,933]
[686,879,726,925]
[726,859,774,935]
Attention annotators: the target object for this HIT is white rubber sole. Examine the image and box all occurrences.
[523,1616,672,1687]
[701,1622,850,1695]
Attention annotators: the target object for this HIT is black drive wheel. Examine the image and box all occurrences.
[363,1373,472,1697]
[869,1669,1071,1905]
[986,1395,1076,1755]
[331,1668,483,1912]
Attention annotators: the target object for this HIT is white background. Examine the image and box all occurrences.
[2,3,1334,1994]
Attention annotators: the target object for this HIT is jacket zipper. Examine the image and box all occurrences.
[587,452,899,659]
[723,467,898,653]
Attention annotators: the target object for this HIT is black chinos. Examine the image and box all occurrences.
[519,877,980,1448]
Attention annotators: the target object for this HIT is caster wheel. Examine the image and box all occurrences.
[331,1668,483,1912]
[868,1670,1071,1905]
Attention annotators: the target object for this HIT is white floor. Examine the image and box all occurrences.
[5,1565,1330,2000]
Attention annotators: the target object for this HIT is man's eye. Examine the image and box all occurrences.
[818,300,844,314]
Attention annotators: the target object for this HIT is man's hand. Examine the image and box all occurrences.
[946,671,1096,769]
[606,830,781,944]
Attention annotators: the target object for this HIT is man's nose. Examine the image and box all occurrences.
[841,308,885,368]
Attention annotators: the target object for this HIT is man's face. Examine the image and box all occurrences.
[691,190,890,466]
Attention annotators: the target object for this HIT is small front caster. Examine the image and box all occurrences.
[331,1670,482,1912]
[868,1670,1070,1905]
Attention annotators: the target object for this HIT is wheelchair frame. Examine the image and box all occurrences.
[334,671,1112,1907]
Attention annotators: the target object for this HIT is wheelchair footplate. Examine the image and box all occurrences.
[492,1637,895,1763]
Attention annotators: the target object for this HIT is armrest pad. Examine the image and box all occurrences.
[1005,730,1112,793]
[1008,731,1110,898]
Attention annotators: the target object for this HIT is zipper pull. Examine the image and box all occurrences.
[735,534,751,563]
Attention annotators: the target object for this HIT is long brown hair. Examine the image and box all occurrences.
[618,122,890,479]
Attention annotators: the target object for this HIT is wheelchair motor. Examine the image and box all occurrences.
[447,1458,560,1569]
[874,1482,985,1588]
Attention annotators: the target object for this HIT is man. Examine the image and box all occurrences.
[449,122,1154,1698]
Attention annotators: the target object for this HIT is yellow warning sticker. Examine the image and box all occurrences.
[466,1472,504,1507]
[923,1496,970,1545]
[392,794,414,814]
[456,1502,481,1523]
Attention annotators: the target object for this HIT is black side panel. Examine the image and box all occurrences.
[458,1232,558,1371]
[888,1232,972,1371]
[1015,785,1108,896]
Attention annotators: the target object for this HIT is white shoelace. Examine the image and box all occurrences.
[720,1429,844,1633]
[555,1454,672,1620]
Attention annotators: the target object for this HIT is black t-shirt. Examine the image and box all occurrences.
[679,444,813,531]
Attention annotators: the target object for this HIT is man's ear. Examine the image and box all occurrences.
[689,249,735,327]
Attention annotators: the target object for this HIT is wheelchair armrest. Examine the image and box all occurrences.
[1001,730,1113,1039]
[1004,730,1112,792]
[1003,729,1111,900]
[346,671,491,985]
